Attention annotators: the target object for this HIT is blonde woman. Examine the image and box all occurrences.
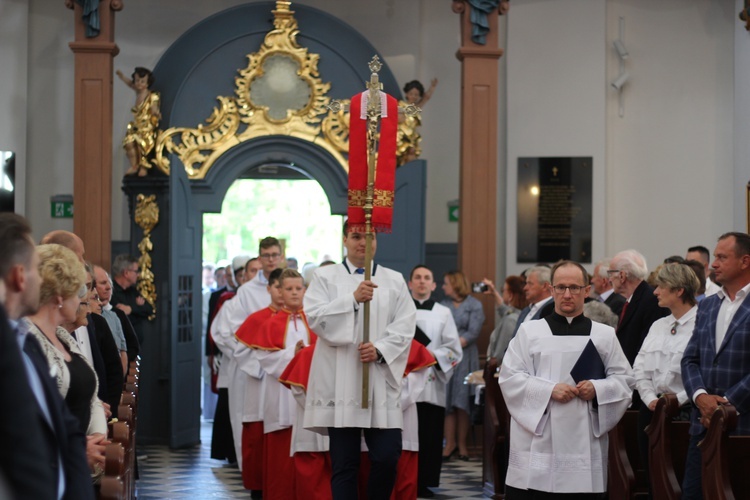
[23,244,108,474]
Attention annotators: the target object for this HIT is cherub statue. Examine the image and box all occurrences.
[116,67,161,177]
[397,78,437,166]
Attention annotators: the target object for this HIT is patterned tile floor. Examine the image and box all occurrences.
[135,422,489,499]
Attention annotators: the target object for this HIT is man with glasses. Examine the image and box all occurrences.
[499,260,634,499]
[608,250,668,367]
[111,254,154,345]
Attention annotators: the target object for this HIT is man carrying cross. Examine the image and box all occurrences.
[303,222,416,499]
[303,56,417,500]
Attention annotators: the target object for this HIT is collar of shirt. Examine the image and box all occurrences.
[343,258,378,276]
[414,298,435,310]
[599,289,614,302]
[256,271,269,285]
[716,280,750,303]
[674,305,698,327]
[103,302,113,312]
[532,296,552,311]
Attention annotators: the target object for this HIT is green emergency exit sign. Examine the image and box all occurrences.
[51,196,74,218]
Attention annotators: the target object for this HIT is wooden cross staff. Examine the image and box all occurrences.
[329,56,420,409]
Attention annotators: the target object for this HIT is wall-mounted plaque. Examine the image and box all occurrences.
[517,157,592,264]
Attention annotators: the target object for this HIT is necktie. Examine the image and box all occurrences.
[618,301,629,328]
[355,268,365,274]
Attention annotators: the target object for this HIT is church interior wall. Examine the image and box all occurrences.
[9,0,748,273]
[0,0,28,221]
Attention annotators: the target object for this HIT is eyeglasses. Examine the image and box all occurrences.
[606,269,621,276]
[259,252,281,260]
[78,301,89,310]
[552,285,586,295]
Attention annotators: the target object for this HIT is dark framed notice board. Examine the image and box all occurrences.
[517,157,592,264]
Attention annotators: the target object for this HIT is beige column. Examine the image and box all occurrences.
[453,1,504,356]
[67,0,121,268]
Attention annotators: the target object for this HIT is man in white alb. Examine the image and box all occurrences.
[303,222,416,500]
[407,264,462,498]
[499,260,634,498]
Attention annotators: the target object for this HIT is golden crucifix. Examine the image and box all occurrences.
[329,55,420,409]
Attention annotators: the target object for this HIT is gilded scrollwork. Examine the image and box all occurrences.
[134,194,158,320]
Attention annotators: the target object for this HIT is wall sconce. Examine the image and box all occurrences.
[611,72,629,91]
[613,39,628,60]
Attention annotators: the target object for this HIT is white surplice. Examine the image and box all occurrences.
[401,368,430,451]
[414,301,462,408]
[254,314,310,434]
[498,318,634,494]
[211,274,271,470]
[303,262,416,433]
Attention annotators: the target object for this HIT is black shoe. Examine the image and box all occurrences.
[441,448,457,461]
[457,454,470,461]
[417,486,435,498]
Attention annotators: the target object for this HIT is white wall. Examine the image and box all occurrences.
[505,0,607,276]
[0,0,28,216]
[605,0,735,270]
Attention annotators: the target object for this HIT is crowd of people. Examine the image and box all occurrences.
[4,205,749,500]
[0,213,146,499]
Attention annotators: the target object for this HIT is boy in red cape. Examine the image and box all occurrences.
[250,269,316,500]
[279,344,332,500]
[233,268,284,496]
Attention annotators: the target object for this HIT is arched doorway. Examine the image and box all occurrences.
[123,2,426,447]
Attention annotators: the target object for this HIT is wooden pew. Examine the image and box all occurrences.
[110,421,133,500]
[700,403,750,500]
[645,394,690,500]
[608,409,648,499]
[482,359,510,499]
[98,442,125,500]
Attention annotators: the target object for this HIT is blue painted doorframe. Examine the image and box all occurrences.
[143,2,426,447]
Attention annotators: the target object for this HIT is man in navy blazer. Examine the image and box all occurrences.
[0,213,93,499]
[681,232,750,499]
[511,266,553,337]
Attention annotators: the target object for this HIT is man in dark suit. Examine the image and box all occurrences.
[0,213,93,500]
[592,258,626,316]
[512,265,554,337]
[681,232,750,499]
[608,250,669,366]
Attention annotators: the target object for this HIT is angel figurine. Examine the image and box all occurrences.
[117,67,161,177]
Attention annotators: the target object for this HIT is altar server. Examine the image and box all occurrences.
[233,267,284,496]
[252,269,315,500]
[499,261,634,498]
[303,223,416,499]
[407,264,462,498]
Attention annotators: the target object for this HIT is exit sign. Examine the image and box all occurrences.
[449,205,459,222]
[51,197,74,218]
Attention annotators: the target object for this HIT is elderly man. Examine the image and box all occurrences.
[94,265,139,365]
[111,254,154,345]
[512,266,553,337]
[592,258,626,317]
[499,260,634,498]
[681,232,750,499]
[608,249,669,366]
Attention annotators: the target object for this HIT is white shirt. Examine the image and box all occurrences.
[598,289,614,302]
[633,306,697,406]
[715,282,750,349]
[523,296,553,323]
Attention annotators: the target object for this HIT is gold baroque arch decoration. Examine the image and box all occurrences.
[154,1,355,180]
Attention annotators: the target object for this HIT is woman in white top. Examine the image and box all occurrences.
[633,262,700,494]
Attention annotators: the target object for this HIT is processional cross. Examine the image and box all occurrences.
[328,56,420,409]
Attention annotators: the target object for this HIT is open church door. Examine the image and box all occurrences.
[371,160,426,279]
[168,163,203,447]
